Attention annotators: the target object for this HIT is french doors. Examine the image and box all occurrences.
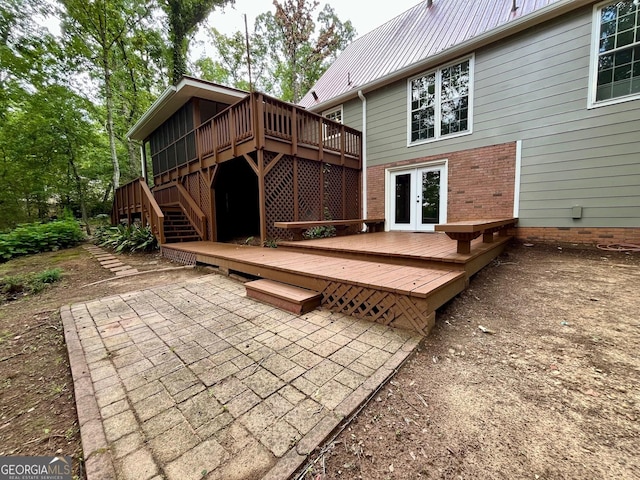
[389,165,447,231]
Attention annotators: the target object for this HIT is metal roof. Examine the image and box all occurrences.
[300,0,589,110]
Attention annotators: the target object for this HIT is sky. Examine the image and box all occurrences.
[42,0,422,73]
[43,1,422,50]
[205,0,421,39]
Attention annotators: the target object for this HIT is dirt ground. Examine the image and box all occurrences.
[1,242,638,480]
[0,245,204,479]
[303,244,640,480]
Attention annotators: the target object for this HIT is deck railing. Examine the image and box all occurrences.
[112,177,165,244]
[195,92,362,165]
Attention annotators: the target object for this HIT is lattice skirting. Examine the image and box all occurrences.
[322,282,435,335]
[161,246,197,266]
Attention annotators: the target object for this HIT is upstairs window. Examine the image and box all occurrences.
[409,56,473,144]
[591,0,640,105]
[322,105,343,140]
[323,106,343,123]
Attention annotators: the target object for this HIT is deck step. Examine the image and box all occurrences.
[245,279,321,315]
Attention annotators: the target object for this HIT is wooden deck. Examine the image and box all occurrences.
[161,232,510,335]
[279,231,511,276]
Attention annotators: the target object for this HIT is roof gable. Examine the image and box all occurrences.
[300,0,586,109]
[127,76,248,141]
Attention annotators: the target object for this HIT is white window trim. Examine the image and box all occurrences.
[588,0,640,109]
[407,54,475,147]
[384,159,448,232]
[322,105,343,123]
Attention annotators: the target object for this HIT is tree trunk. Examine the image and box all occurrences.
[171,30,187,84]
[68,154,91,235]
[291,53,298,103]
[127,138,138,173]
[102,183,112,203]
[103,53,120,192]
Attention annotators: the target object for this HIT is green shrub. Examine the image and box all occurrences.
[303,207,337,239]
[303,225,336,239]
[0,220,85,262]
[0,268,63,300]
[95,224,158,253]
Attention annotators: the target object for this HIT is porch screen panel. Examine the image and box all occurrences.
[149,101,197,177]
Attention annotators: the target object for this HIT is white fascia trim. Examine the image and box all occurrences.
[514,140,522,218]
[179,77,247,100]
[307,0,593,113]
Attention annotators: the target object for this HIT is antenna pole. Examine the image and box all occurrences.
[244,14,253,91]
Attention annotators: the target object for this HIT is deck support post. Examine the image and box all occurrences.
[291,107,298,157]
[258,149,267,243]
[318,121,324,161]
[230,107,237,157]
[443,232,482,254]
[482,232,494,243]
[126,185,132,226]
[342,168,346,219]
[209,165,220,241]
[293,158,299,221]
[319,161,324,220]
[255,93,264,151]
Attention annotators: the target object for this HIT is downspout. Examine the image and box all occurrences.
[358,90,367,229]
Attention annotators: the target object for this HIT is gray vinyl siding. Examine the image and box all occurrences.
[355,4,640,229]
[343,101,362,131]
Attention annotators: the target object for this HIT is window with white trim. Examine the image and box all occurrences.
[592,1,640,104]
[409,57,473,144]
[322,105,343,140]
[323,106,343,123]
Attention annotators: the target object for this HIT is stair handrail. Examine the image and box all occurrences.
[175,182,207,240]
[113,177,165,244]
[138,178,166,244]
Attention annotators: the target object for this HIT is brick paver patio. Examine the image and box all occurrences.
[62,273,421,480]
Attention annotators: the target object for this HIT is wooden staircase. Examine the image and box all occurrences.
[163,207,202,243]
[113,178,209,245]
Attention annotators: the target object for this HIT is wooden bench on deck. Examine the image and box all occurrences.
[274,218,385,241]
[435,218,518,254]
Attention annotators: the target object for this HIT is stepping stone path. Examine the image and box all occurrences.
[83,245,139,276]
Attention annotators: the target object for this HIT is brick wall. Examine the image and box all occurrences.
[515,227,640,245]
[367,142,516,221]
